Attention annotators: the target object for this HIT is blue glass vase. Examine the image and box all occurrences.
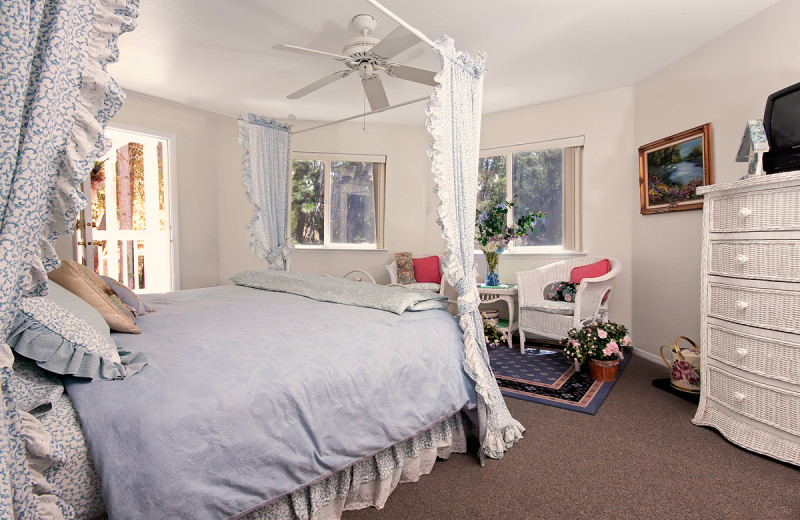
[483,245,503,286]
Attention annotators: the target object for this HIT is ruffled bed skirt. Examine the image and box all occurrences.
[240,412,468,520]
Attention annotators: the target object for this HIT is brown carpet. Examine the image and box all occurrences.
[344,354,800,520]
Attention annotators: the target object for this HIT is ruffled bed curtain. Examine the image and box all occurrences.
[425,36,524,462]
[237,114,294,270]
[0,0,138,517]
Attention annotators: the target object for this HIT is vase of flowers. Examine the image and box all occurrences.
[561,320,632,382]
[476,200,541,286]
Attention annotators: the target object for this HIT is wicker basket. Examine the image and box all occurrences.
[481,309,499,326]
[588,358,619,382]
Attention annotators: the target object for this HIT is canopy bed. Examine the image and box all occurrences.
[0,0,524,518]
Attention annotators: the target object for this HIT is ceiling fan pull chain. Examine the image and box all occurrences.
[362,89,367,138]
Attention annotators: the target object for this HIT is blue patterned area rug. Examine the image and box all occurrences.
[488,344,632,415]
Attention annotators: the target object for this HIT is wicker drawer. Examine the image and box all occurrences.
[707,324,800,386]
[707,366,800,437]
[708,283,800,334]
[709,240,800,282]
[709,187,800,232]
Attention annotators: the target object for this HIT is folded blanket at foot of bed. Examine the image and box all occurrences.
[230,270,448,314]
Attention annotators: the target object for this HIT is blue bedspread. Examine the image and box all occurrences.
[65,285,475,519]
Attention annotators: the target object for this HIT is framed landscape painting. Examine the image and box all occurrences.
[638,123,713,215]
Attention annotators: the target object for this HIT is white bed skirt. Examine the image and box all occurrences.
[240,412,468,520]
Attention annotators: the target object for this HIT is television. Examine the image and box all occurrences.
[762,81,800,174]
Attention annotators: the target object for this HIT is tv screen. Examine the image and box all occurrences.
[764,81,800,151]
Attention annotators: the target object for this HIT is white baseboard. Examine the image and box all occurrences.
[631,347,664,366]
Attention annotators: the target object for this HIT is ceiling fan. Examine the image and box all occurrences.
[274,14,438,111]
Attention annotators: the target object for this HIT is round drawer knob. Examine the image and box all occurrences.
[736,347,748,357]
[733,392,746,402]
[735,254,748,264]
[735,300,749,311]
[738,207,752,217]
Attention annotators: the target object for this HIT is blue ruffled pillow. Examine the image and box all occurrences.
[6,283,148,380]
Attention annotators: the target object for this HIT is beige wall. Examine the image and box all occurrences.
[631,0,800,359]
[480,87,637,330]
[105,93,229,290]
[217,118,439,285]
[97,0,799,361]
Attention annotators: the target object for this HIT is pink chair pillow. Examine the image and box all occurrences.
[570,259,611,283]
[412,256,441,284]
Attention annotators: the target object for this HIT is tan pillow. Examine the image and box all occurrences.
[47,260,140,333]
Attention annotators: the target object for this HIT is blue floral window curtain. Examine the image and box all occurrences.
[238,114,294,270]
[425,36,524,462]
[0,0,138,517]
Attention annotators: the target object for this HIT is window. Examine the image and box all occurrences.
[290,153,386,249]
[478,137,583,251]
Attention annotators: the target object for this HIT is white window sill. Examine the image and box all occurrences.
[473,249,586,259]
[292,247,387,253]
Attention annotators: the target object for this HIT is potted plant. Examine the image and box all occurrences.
[561,320,632,381]
[475,200,542,286]
[483,321,506,350]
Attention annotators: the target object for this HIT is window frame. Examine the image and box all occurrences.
[478,136,584,254]
[290,151,386,250]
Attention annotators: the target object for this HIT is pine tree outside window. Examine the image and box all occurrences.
[290,153,386,249]
[478,137,584,252]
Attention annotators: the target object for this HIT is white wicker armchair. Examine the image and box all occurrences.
[515,256,621,350]
[386,252,447,295]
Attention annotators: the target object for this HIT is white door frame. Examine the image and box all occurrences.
[78,123,180,292]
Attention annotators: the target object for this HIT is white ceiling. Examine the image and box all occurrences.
[111,0,781,125]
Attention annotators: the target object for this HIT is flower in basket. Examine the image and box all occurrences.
[561,320,632,365]
[483,321,506,350]
[476,200,542,285]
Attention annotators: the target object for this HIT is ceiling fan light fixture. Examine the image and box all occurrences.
[350,14,378,36]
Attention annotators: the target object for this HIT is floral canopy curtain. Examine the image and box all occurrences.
[0,0,137,516]
[425,36,524,462]
[238,114,294,270]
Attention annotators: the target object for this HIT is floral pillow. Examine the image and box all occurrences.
[48,260,140,333]
[546,281,579,303]
[101,275,154,316]
[394,252,416,285]
[8,357,64,416]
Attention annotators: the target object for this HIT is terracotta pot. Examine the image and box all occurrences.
[588,357,619,382]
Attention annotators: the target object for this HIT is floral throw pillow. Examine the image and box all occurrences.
[546,281,579,303]
[394,252,416,285]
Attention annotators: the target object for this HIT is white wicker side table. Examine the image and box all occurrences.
[477,284,518,351]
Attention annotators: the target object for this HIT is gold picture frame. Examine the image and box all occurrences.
[638,123,713,215]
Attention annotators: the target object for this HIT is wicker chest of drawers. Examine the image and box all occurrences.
[693,172,800,466]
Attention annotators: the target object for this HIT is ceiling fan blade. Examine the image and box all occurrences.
[288,70,353,99]
[273,44,349,62]
[369,26,421,60]
[386,63,438,86]
[362,76,390,111]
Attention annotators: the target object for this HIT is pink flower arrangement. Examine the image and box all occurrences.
[561,320,630,364]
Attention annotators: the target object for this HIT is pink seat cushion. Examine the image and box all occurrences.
[570,259,611,283]
[412,256,441,284]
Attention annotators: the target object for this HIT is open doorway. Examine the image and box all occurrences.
[75,126,178,293]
